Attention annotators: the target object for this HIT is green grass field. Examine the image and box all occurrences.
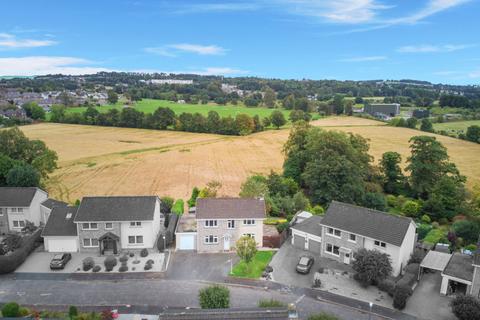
[65,99,300,120]
[433,120,480,132]
[230,251,274,278]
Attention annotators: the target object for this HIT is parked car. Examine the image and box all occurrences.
[50,253,72,270]
[296,255,314,274]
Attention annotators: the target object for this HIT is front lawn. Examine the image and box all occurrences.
[230,251,274,279]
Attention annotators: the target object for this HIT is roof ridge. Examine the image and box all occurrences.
[330,200,412,222]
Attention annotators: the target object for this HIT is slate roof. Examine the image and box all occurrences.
[0,187,42,207]
[74,196,158,222]
[291,215,323,237]
[42,206,78,237]
[196,198,266,220]
[443,253,474,282]
[41,198,68,210]
[320,201,413,247]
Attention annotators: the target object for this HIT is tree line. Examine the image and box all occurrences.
[49,105,292,136]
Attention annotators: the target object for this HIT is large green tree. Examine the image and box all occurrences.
[380,151,404,194]
[263,87,276,108]
[6,164,40,187]
[270,110,286,129]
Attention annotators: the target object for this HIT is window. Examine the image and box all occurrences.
[10,208,17,213]
[243,219,256,225]
[82,223,98,230]
[12,220,25,228]
[327,227,341,237]
[128,235,143,244]
[227,220,235,229]
[204,220,218,228]
[326,243,340,256]
[83,238,99,247]
[349,234,357,242]
[130,221,141,227]
[243,233,255,239]
[0,208,5,216]
[374,240,386,248]
[204,235,218,244]
[17,208,23,213]
[105,222,113,230]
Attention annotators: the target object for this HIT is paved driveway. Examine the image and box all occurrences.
[404,271,454,320]
[166,251,238,281]
[15,251,94,274]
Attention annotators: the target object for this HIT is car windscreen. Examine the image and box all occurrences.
[299,257,309,265]
[52,255,63,260]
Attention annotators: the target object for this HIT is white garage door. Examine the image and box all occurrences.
[46,237,78,252]
[178,234,196,250]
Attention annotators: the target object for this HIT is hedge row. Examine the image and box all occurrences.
[0,229,42,274]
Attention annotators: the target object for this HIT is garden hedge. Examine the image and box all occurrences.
[0,229,42,274]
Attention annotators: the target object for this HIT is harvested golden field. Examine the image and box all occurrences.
[19,117,480,203]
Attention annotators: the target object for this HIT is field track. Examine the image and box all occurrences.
[20,117,480,203]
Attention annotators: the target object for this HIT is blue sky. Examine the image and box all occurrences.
[0,0,479,84]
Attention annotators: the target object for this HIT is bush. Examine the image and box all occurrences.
[160,196,174,214]
[172,199,184,215]
[308,313,340,320]
[417,223,432,240]
[18,306,30,317]
[402,200,421,217]
[119,265,128,272]
[421,214,431,224]
[405,263,420,275]
[396,273,416,295]
[377,278,396,297]
[258,299,286,308]
[104,256,117,271]
[198,285,230,309]
[92,265,101,273]
[451,294,480,320]
[2,302,20,317]
[129,252,134,258]
[140,248,149,257]
[408,249,425,264]
[119,255,129,263]
[393,285,411,310]
[276,221,289,233]
[465,244,477,252]
[0,229,42,274]
[144,263,152,271]
[82,257,94,271]
[69,306,78,319]
[352,249,392,287]
[265,265,273,273]
[147,259,154,265]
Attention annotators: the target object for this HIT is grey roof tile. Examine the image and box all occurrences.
[320,201,413,247]
[443,253,474,282]
[196,198,266,220]
[0,187,42,207]
[42,206,78,237]
[291,215,323,237]
[41,198,68,210]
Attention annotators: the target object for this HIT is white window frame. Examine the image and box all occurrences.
[105,222,113,230]
[227,220,235,229]
[10,208,17,213]
[17,208,23,213]
[12,220,25,228]
[374,240,386,248]
[82,222,98,230]
[0,208,5,216]
[327,227,341,238]
[204,220,218,228]
[325,243,340,256]
[204,235,218,244]
[83,238,99,248]
[243,219,256,226]
[349,234,357,243]
[128,235,144,245]
[130,221,142,227]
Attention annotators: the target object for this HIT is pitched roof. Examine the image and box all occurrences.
[443,253,474,282]
[0,187,43,207]
[320,201,413,247]
[42,206,78,237]
[41,198,68,210]
[196,198,266,220]
[291,215,323,237]
[74,196,158,222]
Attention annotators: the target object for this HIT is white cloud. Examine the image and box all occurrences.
[339,55,387,62]
[389,0,470,25]
[397,44,474,53]
[0,56,110,76]
[0,33,56,48]
[145,43,227,57]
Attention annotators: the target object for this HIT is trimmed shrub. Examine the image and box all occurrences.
[408,249,425,264]
[92,265,101,273]
[258,299,286,308]
[140,248,149,257]
[2,302,20,317]
[0,229,42,274]
[352,249,392,287]
[199,285,230,309]
[119,265,128,272]
[405,263,420,275]
[129,252,134,258]
[68,306,78,319]
[82,257,94,271]
[119,255,129,263]
[104,256,117,271]
[308,313,340,320]
[377,278,396,297]
[147,259,154,264]
[393,285,411,310]
[172,199,184,215]
[144,263,152,271]
[396,272,416,293]
[19,307,31,317]
[451,294,480,320]
[265,265,273,273]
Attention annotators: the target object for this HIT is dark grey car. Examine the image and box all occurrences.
[296,255,314,274]
[50,253,72,270]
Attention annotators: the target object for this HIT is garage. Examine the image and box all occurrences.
[44,236,79,252]
[308,239,321,254]
[176,233,197,250]
[293,234,306,249]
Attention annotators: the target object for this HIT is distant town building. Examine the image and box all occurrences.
[364,103,400,117]
[412,109,430,119]
[147,79,193,85]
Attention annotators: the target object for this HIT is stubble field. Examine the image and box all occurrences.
[20,117,480,203]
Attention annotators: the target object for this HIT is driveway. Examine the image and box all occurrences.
[15,251,94,274]
[404,271,454,320]
[166,251,239,281]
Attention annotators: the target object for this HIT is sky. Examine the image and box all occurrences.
[0,0,479,84]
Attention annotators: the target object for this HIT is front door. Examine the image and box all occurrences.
[343,253,351,264]
[224,235,231,251]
